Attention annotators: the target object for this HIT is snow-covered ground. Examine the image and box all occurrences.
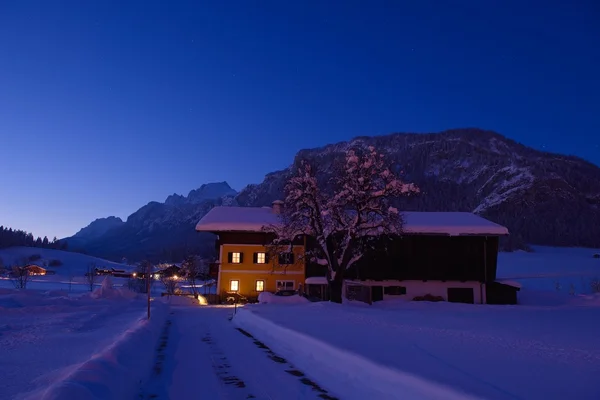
[0,247,132,278]
[228,246,600,400]
[0,245,599,399]
[234,297,600,400]
[0,278,168,400]
[497,246,600,295]
[139,305,340,400]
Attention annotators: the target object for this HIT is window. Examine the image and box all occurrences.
[278,252,294,265]
[384,286,407,295]
[276,280,294,291]
[254,252,267,264]
[228,252,242,264]
[255,280,265,292]
[230,280,239,292]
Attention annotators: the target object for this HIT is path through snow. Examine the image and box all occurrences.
[139,306,338,400]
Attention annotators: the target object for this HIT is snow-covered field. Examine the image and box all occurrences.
[0,247,132,278]
[234,296,600,399]
[0,245,599,399]
[230,246,600,400]
[497,246,600,295]
[0,279,169,400]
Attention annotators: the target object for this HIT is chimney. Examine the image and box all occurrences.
[272,200,284,214]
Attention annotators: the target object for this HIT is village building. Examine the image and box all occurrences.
[25,264,46,276]
[196,201,518,304]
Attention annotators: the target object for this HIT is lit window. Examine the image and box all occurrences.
[255,280,265,292]
[256,252,266,264]
[231,252,241,263]
[230,280,239,292]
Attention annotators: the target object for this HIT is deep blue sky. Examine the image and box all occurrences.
[1,0,598,239]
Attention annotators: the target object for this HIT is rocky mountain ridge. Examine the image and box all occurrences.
[64,182,239,262]
[66,128,600,261]
[237,128,600,249]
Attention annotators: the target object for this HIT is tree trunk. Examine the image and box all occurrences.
[328,269,345,303]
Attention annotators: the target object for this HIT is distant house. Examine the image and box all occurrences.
[196,203,517,305]
[157,265,181,278]
[25,265,46,276]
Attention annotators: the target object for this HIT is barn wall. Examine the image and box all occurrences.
[347,235,500,282]
[345,280,485,304]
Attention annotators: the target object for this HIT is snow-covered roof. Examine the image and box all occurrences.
[495,280,522,289]
[195,207,509,236]
[401,212,509,236]
[196,206,280,232]
[305,276,328,285]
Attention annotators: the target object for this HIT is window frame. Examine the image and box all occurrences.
[255,280,265,292]
[231,252,241,264]
[278,252,294,265]
[276,280,294,291]
[255,252,266,264]
[229,279,240,292]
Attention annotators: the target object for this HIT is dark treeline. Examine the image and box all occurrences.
[0,226,68,250]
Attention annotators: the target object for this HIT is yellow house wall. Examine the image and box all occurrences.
[218,244,305,297]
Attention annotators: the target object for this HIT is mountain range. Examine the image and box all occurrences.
[65,128,600,262]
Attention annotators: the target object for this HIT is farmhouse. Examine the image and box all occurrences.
[25,264,46,276]
[196,201,517,304]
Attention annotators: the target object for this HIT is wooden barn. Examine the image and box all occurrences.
[197,204,518,305]
[304,212,517,304]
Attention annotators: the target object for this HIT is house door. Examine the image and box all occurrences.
[447,288,475,304]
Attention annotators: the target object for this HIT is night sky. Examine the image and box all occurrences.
[1,0,598,239]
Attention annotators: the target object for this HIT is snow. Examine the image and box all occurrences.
[37,301,168,400]
[474,165,534,213]
[139,306,340,399]
[0,285,167,399]
[494,280,522,289]
[0,247,132,278]
[195,205,280,232]
[497,246,600,295]
[87,276,137,300]
[305,276,328,284]
[234,299,600,400]
[233,305,478,399]
[196,207,509,236]
[401,212,509,236]
[159,294,207,306]
[257,291,309,304]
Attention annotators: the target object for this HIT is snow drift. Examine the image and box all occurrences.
[37,301,169,400]
[257,292,309,304]
[233,307,479,400]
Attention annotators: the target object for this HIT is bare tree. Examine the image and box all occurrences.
[85,262,98,292]
[161,276,179,296]
[264,146,419,303]
[181,255,209,296]
[10,257,30,289]
[11,266,31,289]
[264,240,305,281]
